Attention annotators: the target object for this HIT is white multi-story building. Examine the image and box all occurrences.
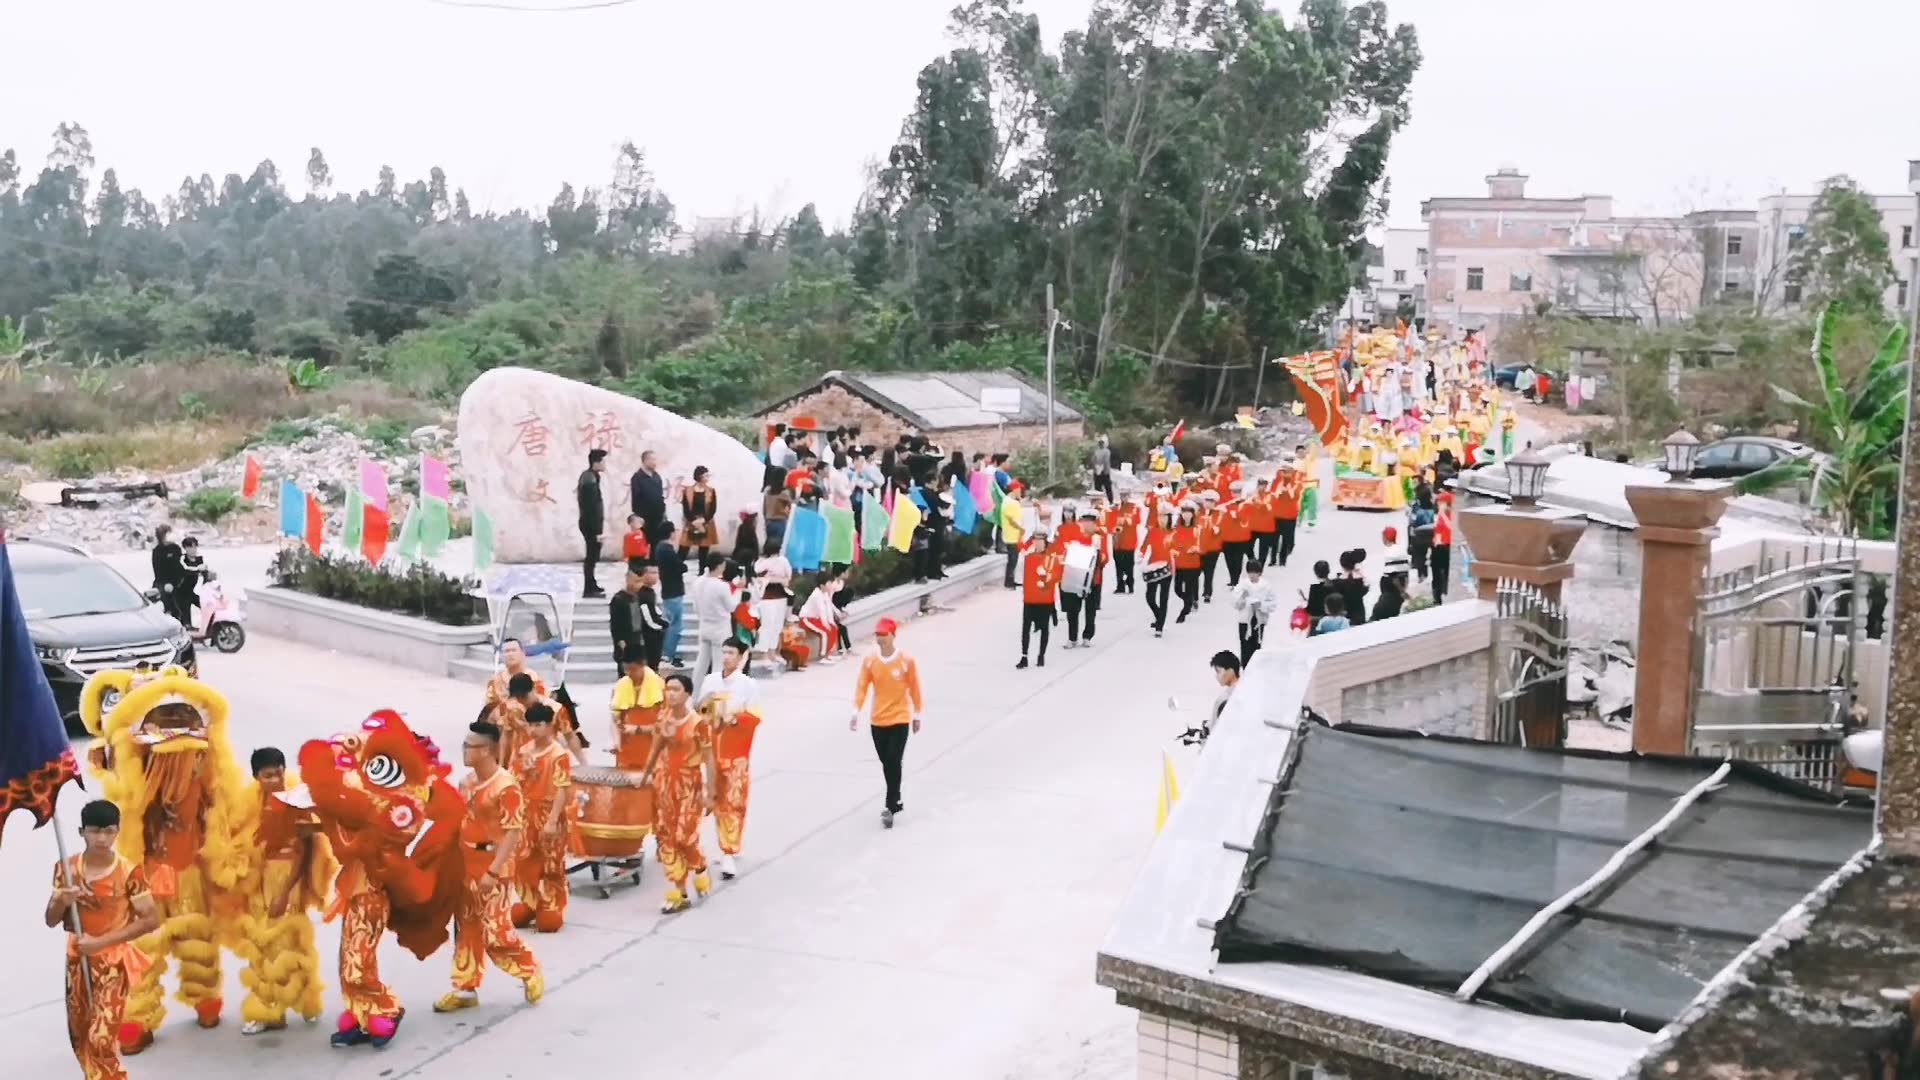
[1752,185,1918,315]
[1374,226,1428,325]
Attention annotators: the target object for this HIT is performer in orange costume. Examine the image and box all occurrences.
[235,746,336,1036]
[639,673,719,914]
[1269,464,1307,569]
[48,799,161,1080]
[1141,507,1176,636]
[298,709,468,1049]
[1171,504,1205,624]
[1198,491,1225,603]
[609,650,665,769]
[437,719,544,1013]
[1108,495,1141,595]
[697,639,762,881]
[511,704,573,933]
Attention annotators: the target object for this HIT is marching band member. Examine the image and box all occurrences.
[1247,476,1278,569]
[435,721,544,1015]
[1171,504,1205,624]
[1107,493,1140,595]
[1141,507,1175,637]
[1220,483,1255,588]
[696,640,762,880]
[1016,523,1060,669]
[1270,463,1306,569]
[1198,490,1224,603]
[637,675,718,914]
[510,706,573,933]
[610,649,665,769]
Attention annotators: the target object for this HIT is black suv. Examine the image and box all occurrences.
[13,536,196,731]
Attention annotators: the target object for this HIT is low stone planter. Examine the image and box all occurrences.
[249,586,490,676]
[842,552,1003,640]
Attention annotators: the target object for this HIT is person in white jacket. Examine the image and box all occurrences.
[689,554,738,684]
[1231,559,1278,665]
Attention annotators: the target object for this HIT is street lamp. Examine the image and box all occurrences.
[1662,429,1700,481]
[1505,446,1551,510]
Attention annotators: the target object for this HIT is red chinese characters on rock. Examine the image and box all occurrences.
[577,411,624,455]
[516,479,558,505]
[509,413,553,458]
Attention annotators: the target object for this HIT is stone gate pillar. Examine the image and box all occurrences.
[1455,504,1587,605]
[1623,480,1731,756]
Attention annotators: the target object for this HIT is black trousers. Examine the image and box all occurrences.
[1061,592,1085,642]
[1224,541,1252,587]
[642,630,664,671]
[1200,552,1220,600]
[1276,518,1298,567]
[1252,530,1277,568]
[1094,471,1115,502]
[1021,602,1053,661]
[1239,621,1265,665]
[1175,568,1200,620]
[871,723,909,811]
[1145,574,1172,631]
[581,528,603,593]
[1113,550,1136,592]
[1005,546,1020,588]
[1430,544,1452,603]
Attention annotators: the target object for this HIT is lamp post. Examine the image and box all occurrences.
[1661,429,1700,481]
[1504,447,1551,511]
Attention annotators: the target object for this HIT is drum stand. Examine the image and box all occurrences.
[567,850,646,899]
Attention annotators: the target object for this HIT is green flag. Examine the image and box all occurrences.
[824,505,856,564]
[342,488,364,552]
[395,504,424,561]
[860,495,887,551]
[472,507,495,570]
[419,496,451,557]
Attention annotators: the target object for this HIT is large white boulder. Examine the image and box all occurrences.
[457,367,764,564]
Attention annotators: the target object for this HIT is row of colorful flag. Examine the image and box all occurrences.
[778,479,992,572]
[244,451,496,571]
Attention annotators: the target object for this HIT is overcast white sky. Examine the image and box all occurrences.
[3,0,1914,232]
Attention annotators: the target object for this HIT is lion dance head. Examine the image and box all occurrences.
[297,709,466,959]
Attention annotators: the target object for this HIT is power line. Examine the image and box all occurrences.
[421,0,640,10]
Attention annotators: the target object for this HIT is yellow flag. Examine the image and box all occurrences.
[888,496,922,553]
[1154,752,1182,834]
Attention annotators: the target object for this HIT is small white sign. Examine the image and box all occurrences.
[980,387,1023,415]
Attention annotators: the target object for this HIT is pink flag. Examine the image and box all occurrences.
[967,472,992,513]
[358,460,389,513]
[420,454,451,501]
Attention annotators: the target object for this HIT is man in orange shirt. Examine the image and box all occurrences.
[851,617,924,828]
[1246,483,1279,572]
[510,705,573,933]
[1016,528,1059,669]
[1270,464,1307,568]
[1221,483,1256,588]
[48,799,161,1080]
[436,720,544,1014]
[1109,495,1141,594]
[1198,491,1225,603]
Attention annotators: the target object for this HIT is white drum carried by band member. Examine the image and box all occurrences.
[1061,541,1097,596]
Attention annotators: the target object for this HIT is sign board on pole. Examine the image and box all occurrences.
[980,387,1023,415]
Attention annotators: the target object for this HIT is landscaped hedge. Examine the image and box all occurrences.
[786,522,993,611]
[269,547,484,626]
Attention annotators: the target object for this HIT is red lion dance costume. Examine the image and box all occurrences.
[293,710,466,1049]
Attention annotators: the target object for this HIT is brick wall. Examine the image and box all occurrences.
[941,419,1085,454]
[1137,1009,1240,1079]
[759,384,913,447]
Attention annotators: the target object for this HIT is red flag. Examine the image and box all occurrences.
[1169,419,1187,443]
[362,505,390,565]
[304,493,324,555]
[242,456,262,500]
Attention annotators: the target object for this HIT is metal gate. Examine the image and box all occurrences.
[1489,580,1571,747]
[1692,537,1863,794]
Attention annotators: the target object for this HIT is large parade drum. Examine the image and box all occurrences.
[1060,541,1096,596]
[570,766,654,859]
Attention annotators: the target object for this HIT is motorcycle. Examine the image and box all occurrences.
[190,574,248,654]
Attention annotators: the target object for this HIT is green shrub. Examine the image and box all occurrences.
[251,419,319,447]
[786,521,992,611]
[0,473,19,508]
[39,439,114,479]
[181,486,245,523]
[269,547,483,626]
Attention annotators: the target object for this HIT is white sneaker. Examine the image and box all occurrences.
[718,853,739,880]
[241,1021,271,1036]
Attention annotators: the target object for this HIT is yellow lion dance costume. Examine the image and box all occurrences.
[81,667,257,1052]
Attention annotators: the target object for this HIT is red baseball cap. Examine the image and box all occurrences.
[874,617,900,636]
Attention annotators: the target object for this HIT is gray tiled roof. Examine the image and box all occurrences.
[753,369,1083,431]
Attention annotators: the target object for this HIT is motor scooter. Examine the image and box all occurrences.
[190,574,248,654]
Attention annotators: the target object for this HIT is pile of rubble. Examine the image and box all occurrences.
[6,419,465,553]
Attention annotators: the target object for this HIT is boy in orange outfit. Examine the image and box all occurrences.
[49,799,160,1080]
[1016,529,1060,669]
[851,617,924,828]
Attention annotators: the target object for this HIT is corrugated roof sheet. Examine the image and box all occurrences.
[754,369,1081,430]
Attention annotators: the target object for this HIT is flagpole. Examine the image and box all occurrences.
[51,811,94,1009]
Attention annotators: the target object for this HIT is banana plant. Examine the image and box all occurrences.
[1738,304,1910,538]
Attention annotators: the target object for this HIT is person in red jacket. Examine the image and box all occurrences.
[1270,464,1307,568]
[1141,507,1175,637]
[1171,504,1205,624]
[1108,495,1141,594]
[1221,483,1256,588]
[1247,483,1279,569]
[1197,491,1225,603]
[1016,529,1060,669]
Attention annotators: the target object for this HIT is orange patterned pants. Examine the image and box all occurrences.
[338,888,402,1028]
[654,764,708,888]
[515,810,569,927]
[451,875,539,991]
[67,953,132,1080]
[715,756,751,856]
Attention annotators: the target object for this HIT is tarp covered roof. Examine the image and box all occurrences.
[1212,725,1872,1032]
[753,369,1082,430]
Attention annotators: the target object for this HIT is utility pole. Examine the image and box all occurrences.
[1045,282,1059,484]
[1252,345,1269,410]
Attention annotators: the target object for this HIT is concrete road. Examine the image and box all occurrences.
[3,491,1387,1079]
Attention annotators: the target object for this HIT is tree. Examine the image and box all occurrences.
[785,203,827,261]
[375,165,398,204]
[305,148,332,198]
[345,253,456,342]
[1786,177,1897,316]
[1740,304,1910,538]
[605,141,675,256]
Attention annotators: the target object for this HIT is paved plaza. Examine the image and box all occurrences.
[3,494,1386,1079]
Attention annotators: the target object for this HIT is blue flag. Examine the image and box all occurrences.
[0,537,81,847]
[785,505,829,571]
[951,481,979,535]
[278,480,305,537]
